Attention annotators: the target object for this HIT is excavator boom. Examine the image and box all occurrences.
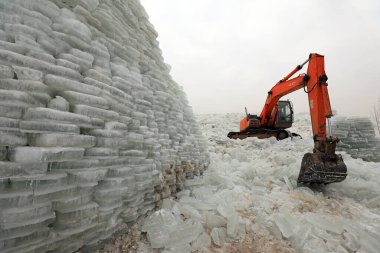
[227,53,347,185]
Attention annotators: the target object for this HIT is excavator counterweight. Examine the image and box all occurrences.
[227,53,347,185]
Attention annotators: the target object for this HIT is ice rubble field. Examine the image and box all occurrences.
[142,113,380,253]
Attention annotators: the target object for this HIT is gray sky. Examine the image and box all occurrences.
[141,0,380,117]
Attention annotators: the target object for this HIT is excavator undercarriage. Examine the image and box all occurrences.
[227,129,300,141]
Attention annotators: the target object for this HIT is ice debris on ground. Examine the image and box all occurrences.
[142,113,380,253]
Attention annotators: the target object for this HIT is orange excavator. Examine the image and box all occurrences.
[227,53,347,185]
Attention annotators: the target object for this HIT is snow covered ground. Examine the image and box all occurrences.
[138,113,380,253]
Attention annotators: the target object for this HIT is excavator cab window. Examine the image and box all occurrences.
[275,100,293,129]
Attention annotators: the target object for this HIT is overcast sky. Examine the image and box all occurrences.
[141,0,380,117]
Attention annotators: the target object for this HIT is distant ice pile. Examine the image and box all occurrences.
[141,113,380,253]
[0,0,209,252]
[332,117,380,162]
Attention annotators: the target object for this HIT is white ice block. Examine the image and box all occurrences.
[0,117,19,131]
[60,91,109,109]
[0,161,48,178]
[10,147,84,163]
[71,104,119,121]
[23,107,93,127]
[48,96,69,112]
[54,14,92,43]
[0,64,14,78]
[58,53,92,73]
[29,133,96,148]
[45,74,101,96]
[0,90,43,108]
[0,50,82,80]
[0,131,27,146]
[20,120,79,134]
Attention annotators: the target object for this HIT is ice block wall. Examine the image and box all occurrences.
[332,117,380,162]
[0,0,209,252]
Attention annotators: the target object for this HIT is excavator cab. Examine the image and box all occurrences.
[274,100,294,129]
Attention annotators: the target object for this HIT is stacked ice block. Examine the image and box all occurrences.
[0,0,209,252]
[331,117,380,162]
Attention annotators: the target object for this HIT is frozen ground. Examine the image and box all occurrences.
[112,113,380,253]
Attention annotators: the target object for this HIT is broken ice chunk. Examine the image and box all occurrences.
[217,204,235,218]
[210,227,227,247]
[227,211,239,238]
[165,221,203,248]
[142,209,180,248]
[251,223,270,237]
[192,232,211,251]
[340,231,359,252]
[178,204,202,220]
[238,220,246,239]
[266,221,283,240]
[305,213,344,234]
[367,195,380,208]
[303,237,331,253]
[185,178,204,187]
[179,196,217,211]
[292,223,312,250]
[161,198,174,210]
[354,228,380,253]
[273,213,296,239]
[326,237,341,251]
[162,244,192,253]
[176,189,190,198]
[283,176,293,190]
[205,213,226,230]
[335,245,349,253]
[192,186,215,200]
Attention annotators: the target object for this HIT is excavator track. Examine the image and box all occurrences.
[227,129,301,140]
[297,152,347,186]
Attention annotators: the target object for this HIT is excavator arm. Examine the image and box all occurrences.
[260,74,308,126]
[260,54,331,136]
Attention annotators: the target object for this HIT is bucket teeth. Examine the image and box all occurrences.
[297,152,347,186]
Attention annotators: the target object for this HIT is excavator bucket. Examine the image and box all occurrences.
[297,136,347,185]
[297,152,347,186]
